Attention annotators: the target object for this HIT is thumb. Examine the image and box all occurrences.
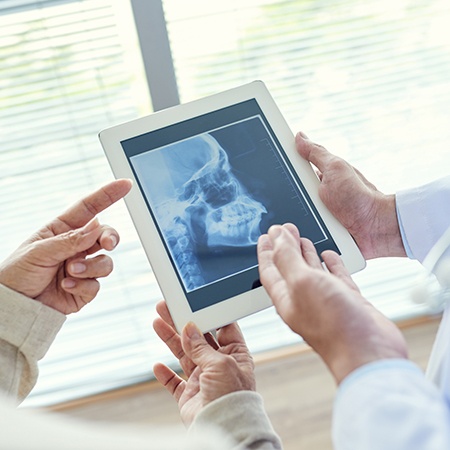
[181,322,218,370]
[295,131,330,173]
[32,218,103,265]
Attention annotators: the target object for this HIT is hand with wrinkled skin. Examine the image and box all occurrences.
[296,132,406,260]
[257,223,408,384]
[153,301,256,426]
[0,179,132,314]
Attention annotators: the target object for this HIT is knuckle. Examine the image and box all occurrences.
[291,276,307,293]
[189,339,206,357]
[311,141,325,150]
[81,198,100,217]
[327,156,347,172]
[64,229,85,250]
[215,355,237,372]
[272,244,285,261]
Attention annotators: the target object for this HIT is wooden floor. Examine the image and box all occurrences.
[52,317,440,450]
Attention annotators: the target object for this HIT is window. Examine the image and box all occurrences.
[160,0,450,318]
[1,0,157,406]
[2,0,450,407]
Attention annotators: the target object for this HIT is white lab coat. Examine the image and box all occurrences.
[332,176,450,449]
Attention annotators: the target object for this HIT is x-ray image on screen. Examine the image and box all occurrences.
[131,130,268,293]
[127,107,339,310]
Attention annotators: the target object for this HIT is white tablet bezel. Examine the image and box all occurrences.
[99,81,365,333]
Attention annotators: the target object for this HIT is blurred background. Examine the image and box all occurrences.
[1,0,450,410]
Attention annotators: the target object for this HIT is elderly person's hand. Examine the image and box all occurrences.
[258,223,408,384]
[296,132,406,259]
[153,301,255,426]
[0,179,132,314]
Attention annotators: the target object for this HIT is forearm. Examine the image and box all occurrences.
[0,284,65,402]
[333,360,450,449]
[190,391,282,450]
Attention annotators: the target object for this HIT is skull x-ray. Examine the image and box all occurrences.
[132,131,267,292]
[163,134,267,248]
[126,103,339,312]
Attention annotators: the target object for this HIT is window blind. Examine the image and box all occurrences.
[0,0,163,407]
[2,0,450,408]
[162,0,450,322]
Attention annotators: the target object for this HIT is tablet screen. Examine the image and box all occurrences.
[121,99,340,312]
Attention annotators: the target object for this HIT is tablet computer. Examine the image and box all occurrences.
[99,81,366,333]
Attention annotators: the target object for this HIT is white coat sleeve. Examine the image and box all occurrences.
[332,176,450,449]
[332,360,450,450]
[396,175,450,263]
[396,175,450,388]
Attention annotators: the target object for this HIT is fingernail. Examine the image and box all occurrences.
[71,262,86,274]
[184,322,201,340]
[297,131,308,139]
[62,278,76,289]
[109,234,118,249]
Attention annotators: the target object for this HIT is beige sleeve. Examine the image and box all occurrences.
[190,391,283,449]
[0,283,65,403]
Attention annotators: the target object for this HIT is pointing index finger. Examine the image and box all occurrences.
[52,179,132,233]
[268,225,309,286]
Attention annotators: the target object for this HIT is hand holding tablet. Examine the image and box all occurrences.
[99,81,365,333]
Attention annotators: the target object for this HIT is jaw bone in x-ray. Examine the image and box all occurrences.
[155,133,267,291]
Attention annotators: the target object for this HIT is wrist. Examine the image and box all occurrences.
[0,263,22,297]
[0,264,39,301]
[327,322,408,385]
[330,348,409,385]
[365,194,407,259]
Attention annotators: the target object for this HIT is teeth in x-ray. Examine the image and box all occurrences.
[206,196,267,247]
[166,217,205,290]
